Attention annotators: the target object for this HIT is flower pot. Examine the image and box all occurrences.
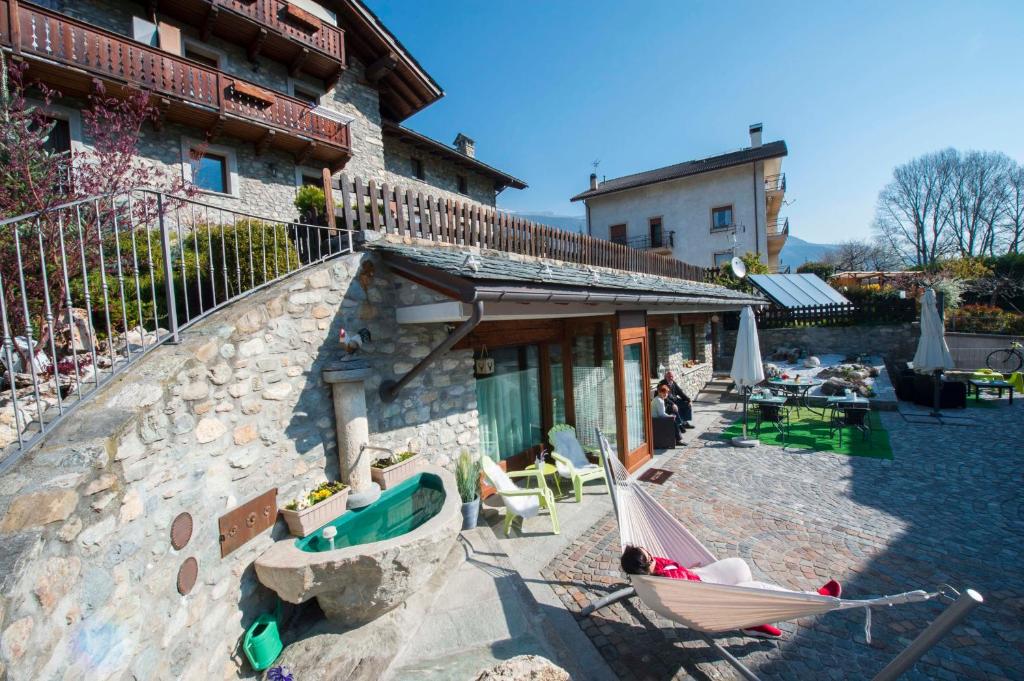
[280,487,349,537]
[370,453,424,490]
[460,497,481,530]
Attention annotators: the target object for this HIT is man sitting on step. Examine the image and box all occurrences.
[658,371,695,429]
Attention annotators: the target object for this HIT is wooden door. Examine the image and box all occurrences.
[614,312,652,472]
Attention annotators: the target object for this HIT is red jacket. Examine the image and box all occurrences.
[652,556,701,581]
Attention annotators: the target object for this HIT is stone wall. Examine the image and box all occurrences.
[720,323,919,367]
[382,136,499,207]
[0,253,477,680]
[651,319,713,399]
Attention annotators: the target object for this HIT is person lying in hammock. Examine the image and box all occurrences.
[620,545,842,639]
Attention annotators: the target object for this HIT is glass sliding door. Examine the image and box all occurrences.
[623,342,647,453]
[571,324,617,451]
[548,343,566,426]
[475,346,542,462]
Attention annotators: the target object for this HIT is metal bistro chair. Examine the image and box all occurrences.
[754,401,790,443]
[829,405,871,446]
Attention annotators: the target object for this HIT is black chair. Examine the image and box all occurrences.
[754,403,790,443]
[911,373,967,409]
[830,406,871,446]
[652,417,679,449]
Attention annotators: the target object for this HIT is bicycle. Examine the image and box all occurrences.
[986,340,1023,373]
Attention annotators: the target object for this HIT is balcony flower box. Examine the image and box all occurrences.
[370,451,423,490]
[280,481,349,537]
[229,81,276,107]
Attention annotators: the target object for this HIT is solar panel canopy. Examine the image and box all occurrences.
[747,274,850,309]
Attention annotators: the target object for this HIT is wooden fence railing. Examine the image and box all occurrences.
[327,174,711,282]
[724,299,919,330]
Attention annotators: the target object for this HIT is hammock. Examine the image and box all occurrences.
[596,430,938,634]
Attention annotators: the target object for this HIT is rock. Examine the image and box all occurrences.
[195,339,220,363]
[195,418,227,444]
[119,490,143,524]
[84,474,118,496]
[233,423,258,446]
[763,363,781,379]
[307,269,332,289]
[193,401,214,416]
[311,304,332,319]
[238,338,266,358]
[0,489,79,532]
[58,516,83,542]
[228,381,251,398]
[34,556,82,611]
[209,363,233,385]
[1,616,33,661]
[180,381,210,401]
[90,492,117,512]
[821,377,856,396]
[241,400,262,415]
[473,656,571,681]
[803,356,821,368]
[0,531,41,593]
[262,383,292,401]
[78,516,116,546]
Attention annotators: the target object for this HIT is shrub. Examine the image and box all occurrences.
[948,304,1024,335]
[796,261,835,279]
[710,252,768,291]
[294,184,326,224]
[455,450,480,503]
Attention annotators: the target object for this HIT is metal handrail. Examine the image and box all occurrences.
[0,188,353,469]
[765,173,786,193]
[611,230,675,250]
[767,217,789,236]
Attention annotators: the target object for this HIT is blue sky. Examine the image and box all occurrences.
[367,1,1024,244]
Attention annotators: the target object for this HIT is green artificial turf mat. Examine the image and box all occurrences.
[723,407,893,459]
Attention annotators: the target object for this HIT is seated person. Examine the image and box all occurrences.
[651,384,685,445]
[621,545,842,639]
[658,371,694,428]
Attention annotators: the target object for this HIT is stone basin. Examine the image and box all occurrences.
[255,465,462,626]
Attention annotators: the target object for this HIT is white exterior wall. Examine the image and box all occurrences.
[587,162,769,269]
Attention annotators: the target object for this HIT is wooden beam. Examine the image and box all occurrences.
[201,5,220,41]
[289,47,310,77]
[323,167,336,231]
[295,141,316,166]
[247,28,268,62]
[254,129,276,156]
[365,52,399,83]
[151,97,170,132]
[206,114,226,143]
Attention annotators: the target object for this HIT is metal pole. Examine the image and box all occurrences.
[872,589,983,681]
[581,586,635,616]
[698,632,762,681]
[157,194,180,344]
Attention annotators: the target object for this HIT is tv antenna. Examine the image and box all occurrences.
[591,159,600,173]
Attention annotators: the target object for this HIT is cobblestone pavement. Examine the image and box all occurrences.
[542,401,1024,680]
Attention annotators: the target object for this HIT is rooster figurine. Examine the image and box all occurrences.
[339,327,371,354]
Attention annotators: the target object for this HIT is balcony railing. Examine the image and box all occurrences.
[765,173,786,193]
[216,0,344,61]
[767,217,789,237]
[610,230,675,251]
[0,0,350,151]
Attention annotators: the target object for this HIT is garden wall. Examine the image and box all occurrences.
[720,322,919,368]
[0,252,478,680]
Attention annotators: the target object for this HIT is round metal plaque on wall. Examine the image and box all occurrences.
[170,512,193,551]
[177,557,198,595]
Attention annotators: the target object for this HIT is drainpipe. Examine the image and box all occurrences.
[751,163,760,257]
[379,299,484,403]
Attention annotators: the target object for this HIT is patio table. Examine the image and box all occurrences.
[767,377,824,415]
[524,461,563,497]
[968,379,1014,405]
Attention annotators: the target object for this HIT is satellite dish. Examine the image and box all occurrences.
[730,256,747,279]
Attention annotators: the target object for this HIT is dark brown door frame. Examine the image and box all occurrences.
[613,311,652,472]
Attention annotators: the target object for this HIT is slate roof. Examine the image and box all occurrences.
[571,141,788,202]
[366,240,765,306]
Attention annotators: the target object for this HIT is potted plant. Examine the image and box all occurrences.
[370,450,423,489]
[280,481,349,537]
[456,450,481,530]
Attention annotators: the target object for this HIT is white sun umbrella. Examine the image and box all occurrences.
[913,288,955,416]
[730,306,765,446]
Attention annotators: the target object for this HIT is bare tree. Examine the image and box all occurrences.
[873,149,956,267]
[1003,163,1024,253]
[822,239,901,271]
[945,151,1012,257]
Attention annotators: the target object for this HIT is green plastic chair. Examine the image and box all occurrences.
[481,456,560,535]
[548,424,610,503]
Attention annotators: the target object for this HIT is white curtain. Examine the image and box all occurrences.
[624,348,645,451]
[476,369,541,461]
[572,364,616,450]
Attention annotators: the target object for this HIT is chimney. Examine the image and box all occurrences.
[453,133,475,158]
[589,173,598,190]
[749,122,763,148]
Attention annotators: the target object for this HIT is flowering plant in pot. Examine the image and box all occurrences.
[370,450,423,489]
[456,450,481,530]
[280,481,349,537]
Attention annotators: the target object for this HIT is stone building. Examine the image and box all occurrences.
[11,0,526,220]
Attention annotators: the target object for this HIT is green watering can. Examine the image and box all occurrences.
[243,612,283,672]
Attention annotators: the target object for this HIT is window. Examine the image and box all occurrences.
[300,174,321,188]
[648,217,663,248]
[411,158,425,180]
[190,152,228,193]
[183,42,221,68]
[39,117,71,155]
[647,328,660,379]
[713,251,733,268]
[476,345,542,461]
[609,224,627,245]
[290,82,322,107]
[711,205,734,230]
[457,175,468,194]
[680,323,696,361]
[572,324,617,451]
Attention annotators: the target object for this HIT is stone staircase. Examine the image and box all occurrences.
[696,375,737,403]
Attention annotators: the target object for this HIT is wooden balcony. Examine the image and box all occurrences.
[0,0,351,169]
[144,0,346,82]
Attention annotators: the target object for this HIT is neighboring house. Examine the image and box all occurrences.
[571,124,790,272]
[2,0,525,218]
